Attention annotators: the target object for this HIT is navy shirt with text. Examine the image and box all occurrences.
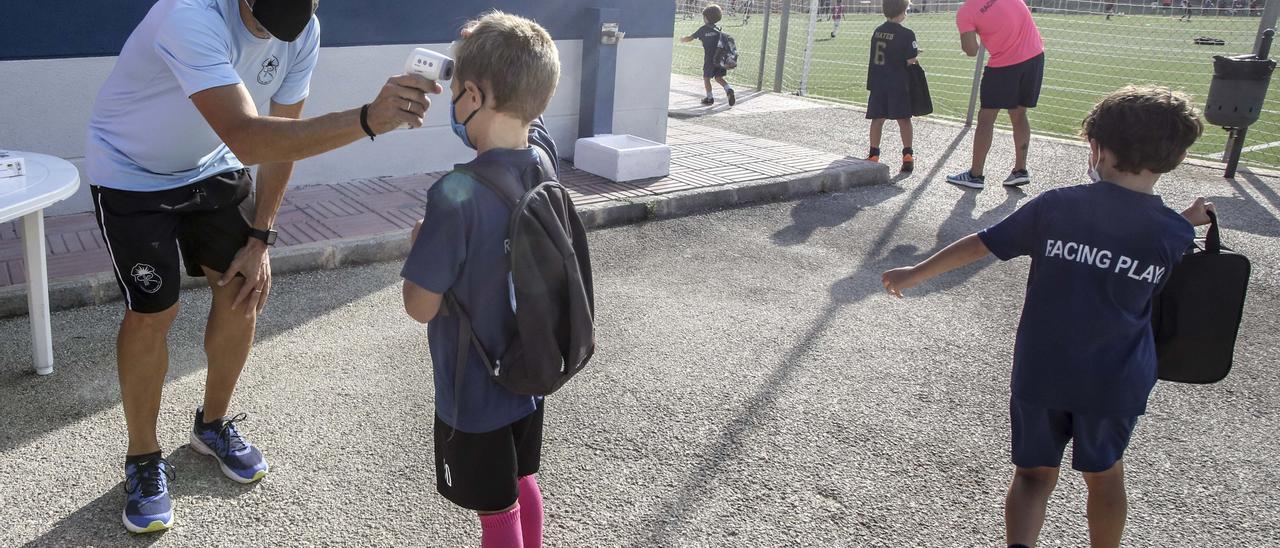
[692,24,722,69]
[866,21,918,92]
[401,121,558,433]
[979,182,1194,416]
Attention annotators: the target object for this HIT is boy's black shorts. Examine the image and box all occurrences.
[91,169,254,314]
[434,401,544,512]
[980,52,1045,110]
[866,87,912,120]
[703,63,728,79]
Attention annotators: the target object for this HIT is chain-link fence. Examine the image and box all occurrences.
[673,0,1280,168]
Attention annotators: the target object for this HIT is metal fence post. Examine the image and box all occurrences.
[1254,0,1280,55]
[774,0,791,93]
[757,0,773,91]
[965,46,987,127]
[799,0,820,95]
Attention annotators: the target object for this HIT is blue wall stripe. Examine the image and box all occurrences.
[0,1,676,61]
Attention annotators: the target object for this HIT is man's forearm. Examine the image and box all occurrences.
[253,162,293,231]
[234,108,367,166]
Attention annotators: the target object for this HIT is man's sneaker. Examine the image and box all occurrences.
[700,97,714,106]
[1003,169,1032,187]
[190,408,269,484]
[123,456,175,533]
[946,170,986,189]
[865,154,880,163]
[901,154,915,173]
[726,88,736,106]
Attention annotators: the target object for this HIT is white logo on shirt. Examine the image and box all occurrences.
[257,56,280,85]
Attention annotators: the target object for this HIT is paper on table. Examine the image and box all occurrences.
[0,150,26,178]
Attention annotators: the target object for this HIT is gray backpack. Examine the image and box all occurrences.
[445,145,596,400]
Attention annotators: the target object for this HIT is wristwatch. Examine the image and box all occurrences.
[249,227,278,246]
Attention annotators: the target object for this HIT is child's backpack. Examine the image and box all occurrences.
[907,63,934,117]
[1151,211,1251,384]
[716,28,739,70]
[446,145,597,399]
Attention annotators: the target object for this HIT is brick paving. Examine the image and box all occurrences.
[0,84,864,291]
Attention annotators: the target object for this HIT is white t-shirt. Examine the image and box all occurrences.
[86,0,319,192]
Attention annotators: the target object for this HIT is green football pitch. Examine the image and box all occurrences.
[674,12,1279,168]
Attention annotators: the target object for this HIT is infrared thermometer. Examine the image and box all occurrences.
[405,48,455,82]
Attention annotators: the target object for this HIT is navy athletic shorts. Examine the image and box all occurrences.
[435,400,544,512]
[980,52,1045,110]
[1010,397,1138,473]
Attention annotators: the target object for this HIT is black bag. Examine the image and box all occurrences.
[907,63,933,117]
[446,145,597,398]
[1152,211,1250,384]
[715,28,739,70]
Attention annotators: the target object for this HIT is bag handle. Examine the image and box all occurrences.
[1205,209,1221,254]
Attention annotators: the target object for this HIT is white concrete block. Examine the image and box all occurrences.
[573,134,671,182]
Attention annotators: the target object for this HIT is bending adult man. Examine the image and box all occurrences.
[946,0,1045,190]
[85,0,440,533]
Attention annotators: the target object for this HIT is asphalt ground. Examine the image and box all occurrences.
[1,109,1278,546]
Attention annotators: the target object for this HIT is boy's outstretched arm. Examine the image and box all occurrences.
[680,36,695,43]
[882,234,992,298]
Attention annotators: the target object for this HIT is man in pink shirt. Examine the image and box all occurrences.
[947,0,1045,190]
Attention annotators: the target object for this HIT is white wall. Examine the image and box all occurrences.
[0,37,672,216]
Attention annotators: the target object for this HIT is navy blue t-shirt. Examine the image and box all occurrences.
[866,21,918,92]
[979,182,1195,416]
[401,121,559,433]
[692,24,722,69]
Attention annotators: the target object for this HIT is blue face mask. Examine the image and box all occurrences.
[450,87,484,150]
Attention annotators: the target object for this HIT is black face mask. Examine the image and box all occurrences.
[247,0,318,42]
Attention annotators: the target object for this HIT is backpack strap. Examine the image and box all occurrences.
[443,291,498,440]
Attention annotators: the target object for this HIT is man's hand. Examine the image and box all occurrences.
[882,266,920,298]
[219,239,272,317]
[412,218,425,243]
[364,74,444,135]
[1181,197,1216,227]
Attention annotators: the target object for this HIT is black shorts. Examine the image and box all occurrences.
[703,63,728,79]
[434,401,544,512]
[866,87,912,120]
[91,169,254,314]
[980,52,1045,110]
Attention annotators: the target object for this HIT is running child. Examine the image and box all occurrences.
[865,0,919,173]
[402,12,562,548]
[681,4,737,106]
[881,85,1215,548]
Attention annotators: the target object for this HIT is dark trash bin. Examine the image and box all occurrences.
[1205,53,1276,128]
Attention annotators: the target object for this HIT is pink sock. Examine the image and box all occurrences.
[518,475,544,548]
[479,505,523,548]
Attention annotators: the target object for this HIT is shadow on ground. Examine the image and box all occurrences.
[0,263,403,455]
[644,126,978,544]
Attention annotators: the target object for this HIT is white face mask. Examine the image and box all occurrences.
[1088,144,1103,184]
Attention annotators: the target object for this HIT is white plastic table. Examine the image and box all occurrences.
[0,152,80,375]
